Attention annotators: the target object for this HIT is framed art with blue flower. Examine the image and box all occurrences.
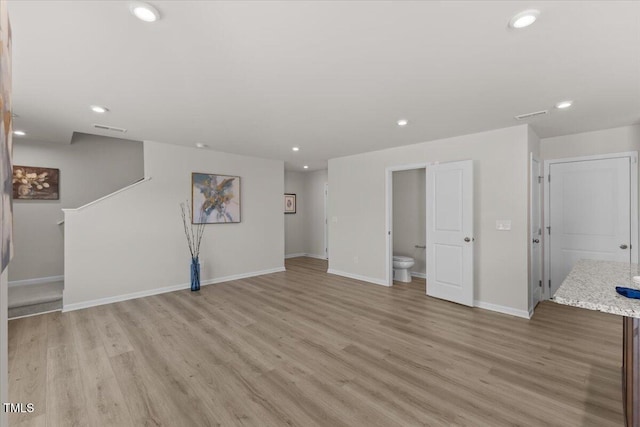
[192,172,241,224]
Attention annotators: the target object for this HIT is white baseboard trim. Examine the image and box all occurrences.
[285,253,328,260]
[203,267,286,286]
[63,266,286,313]
[411,272,426,279]
[9,308,62,320]
[305,253,328,260]
[474,300,531,319]
[327,269,390,287]
[9,275,64,287]
[285,253,306,259]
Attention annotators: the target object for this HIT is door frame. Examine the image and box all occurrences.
[530,154,542,312]
[324,182,329,260]
[385,162,429,286]
[543,151,638,300]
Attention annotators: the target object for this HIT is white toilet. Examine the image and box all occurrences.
[393,255,415,282]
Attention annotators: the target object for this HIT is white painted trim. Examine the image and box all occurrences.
[386,169,392,286]
[305,253,328,260]
[387,162,433,172]
[285,253,306,259]
[9,308,62,320]
[474,300,531,319]
[324,182,329,259]
[543,151,639,300]
[285,253,328,260]
[529,153,542,314]
[63,177,152,213]
[411,272,427,279]
[385,162,430,286]
[8,275,64,288]
[327,268,390,287]
[62,266,285,312]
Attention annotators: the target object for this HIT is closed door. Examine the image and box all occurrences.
[548,157,631,297]
[426,160,474,306]
[531,158,542,308]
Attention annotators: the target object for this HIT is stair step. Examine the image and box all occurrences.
[8,281,64,309]
[9,299,62,319]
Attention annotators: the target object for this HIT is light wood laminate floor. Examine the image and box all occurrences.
[9,257,623,426]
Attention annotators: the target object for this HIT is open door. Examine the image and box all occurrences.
[426,160,474,306]
[530,157,542,309]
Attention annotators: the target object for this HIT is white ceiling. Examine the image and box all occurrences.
[7,1,640,171]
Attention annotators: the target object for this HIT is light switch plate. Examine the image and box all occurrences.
[496,220,511,231]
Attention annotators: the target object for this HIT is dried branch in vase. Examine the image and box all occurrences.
[180,201,206,260]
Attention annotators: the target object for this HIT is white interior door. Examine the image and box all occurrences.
[548,157,631,297]
[530,157,542,308]
[426,160,474,306]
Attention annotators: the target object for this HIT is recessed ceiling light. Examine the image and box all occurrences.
[195,143,208,149]
[397,119,408,126]
[13,130,25,136]
[129,2,160,22]
[555,100,573,109]
[509,9,540,29]
[90,105,109,113]
[292,146,300,152]
[303,165,309,169]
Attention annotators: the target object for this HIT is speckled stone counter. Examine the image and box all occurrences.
[552,259,640,319]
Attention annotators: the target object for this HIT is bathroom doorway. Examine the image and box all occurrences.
[385,163,428,287]
[386,160,475,304]
[384,160,475,307]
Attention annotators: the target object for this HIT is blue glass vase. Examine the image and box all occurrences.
[190,257,201,291]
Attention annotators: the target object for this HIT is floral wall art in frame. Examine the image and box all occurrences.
[12,166,59,200]
[284,193,296,214]
[192,172,241,224]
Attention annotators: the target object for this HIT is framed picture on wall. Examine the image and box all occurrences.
[192,172,241,224]
[12,166,60,200]
[284,193,296,214]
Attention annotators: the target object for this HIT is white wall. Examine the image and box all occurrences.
[541,125,640,160]
[284,171,307,256]
[284,169,328,259]
[305,169,328,258]
[392,168,426,275]
[63,141,284,310]
[10,134,144,282]
[328,125,531,315]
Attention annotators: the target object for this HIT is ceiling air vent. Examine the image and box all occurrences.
[93,124,127,133]
[514,110,548,121]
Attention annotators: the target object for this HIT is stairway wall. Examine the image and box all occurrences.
[10,133,143,282]
[63,140,284,310]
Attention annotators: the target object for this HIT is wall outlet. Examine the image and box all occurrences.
[353,256,359,264]
[332,216,338,223]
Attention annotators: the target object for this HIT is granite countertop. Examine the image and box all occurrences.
[552,259,640,318]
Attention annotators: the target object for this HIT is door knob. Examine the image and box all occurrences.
[464,237,472,242]
[620,244,628,249]
[532,239,540,244]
